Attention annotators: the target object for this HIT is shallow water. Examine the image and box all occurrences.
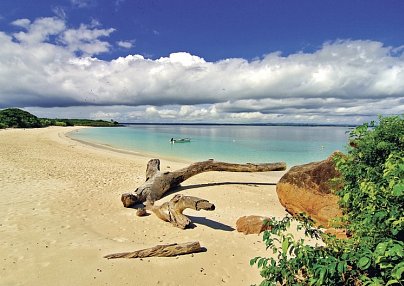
[69,124,351,166]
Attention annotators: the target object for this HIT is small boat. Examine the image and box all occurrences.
[170,138,191,143]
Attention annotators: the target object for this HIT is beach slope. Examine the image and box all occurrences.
[0,127,288,286]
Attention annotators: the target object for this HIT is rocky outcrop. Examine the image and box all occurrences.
[276,152,344,228]
[236,215,271,235]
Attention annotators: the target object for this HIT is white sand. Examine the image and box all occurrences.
[0,126,290,286]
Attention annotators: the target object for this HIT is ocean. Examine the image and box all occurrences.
[69,124,352,167]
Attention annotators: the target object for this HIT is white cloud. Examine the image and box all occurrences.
[70,0,96,8]
[1,16,404,124]
[11,18,31,28]
[117,40,133,49]
[12,17,65,44]
[157,52,206,66]
[60,24,115,55]
[90,110,121,120]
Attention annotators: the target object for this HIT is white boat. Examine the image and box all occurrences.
[170,138,191,143]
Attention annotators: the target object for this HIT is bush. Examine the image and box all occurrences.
[54,121,67,127]
[39,118,53,127]
[251,115,404,286]
[336,116,404,242]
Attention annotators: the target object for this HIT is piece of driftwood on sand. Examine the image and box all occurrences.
[138,194,215,229]
[121,159,287,208]
[104,241,204,259]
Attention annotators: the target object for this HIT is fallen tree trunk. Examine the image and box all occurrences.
[121,159,286,207]
[104,241,204,259]
[141,194,215,229]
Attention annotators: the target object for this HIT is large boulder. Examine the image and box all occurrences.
[276,152,343,228]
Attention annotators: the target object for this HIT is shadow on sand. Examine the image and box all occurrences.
[186,215,235,232]
[166,181,276,195]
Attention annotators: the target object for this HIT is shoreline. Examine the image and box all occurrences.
[65,127,193,165]
[0,126,291,286]
[64,124,347,169]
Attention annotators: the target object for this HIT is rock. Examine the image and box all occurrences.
[236,215,271,235]
[276,152,344,228]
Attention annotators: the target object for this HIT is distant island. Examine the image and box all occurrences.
[0,108,120,129]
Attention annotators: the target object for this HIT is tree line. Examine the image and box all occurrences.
[0,108,120,128]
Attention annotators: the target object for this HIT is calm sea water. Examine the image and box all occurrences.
[69,125,351,167]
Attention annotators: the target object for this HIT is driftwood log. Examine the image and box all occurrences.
[141,194,215,229]
[104,241,204,259]
[121,159,287,207]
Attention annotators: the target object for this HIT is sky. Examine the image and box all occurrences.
[0,0,403,124]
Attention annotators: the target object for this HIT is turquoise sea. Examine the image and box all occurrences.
[69,124,352,167]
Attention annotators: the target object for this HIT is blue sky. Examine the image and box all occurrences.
[0,0,403,123]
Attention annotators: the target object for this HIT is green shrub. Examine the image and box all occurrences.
[335,116,404,243]
[39,118,53,127]
[54,121,67,127]
[251,115,404,286]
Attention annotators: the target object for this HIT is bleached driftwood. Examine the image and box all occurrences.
[140,194,215,229]
[104,241,204,259]
[121,159,286,207]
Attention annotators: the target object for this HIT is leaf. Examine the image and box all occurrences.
[358,256,371,270]
[258,258,264,268]
[337,261,346,274]
[391,261,404,280]
[282,239,289,254]
[317,268,326,286]
[392,184,404,196]
[342,193,350,203]
[375,242,388,256]
[250,257,259,266]
[386,280,400,286]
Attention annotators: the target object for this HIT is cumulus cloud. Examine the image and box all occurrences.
[60,24,115,55]
[11,18,31,28]
[12,17,66,44]
[1,16,403,124]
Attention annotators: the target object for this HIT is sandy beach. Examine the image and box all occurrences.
[0,127,290,286]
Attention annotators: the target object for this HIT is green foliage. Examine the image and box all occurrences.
[0,108,43,128]
[335,116,404,242]
[0,108,121,128]
[252,116,404,286]
[54,121,67,127]
[39,118,54,127]
[55,118,120,127]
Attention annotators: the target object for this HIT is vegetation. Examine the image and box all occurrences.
[0,108,43,128]
[0,108,120,128]
[251,115,404,285]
